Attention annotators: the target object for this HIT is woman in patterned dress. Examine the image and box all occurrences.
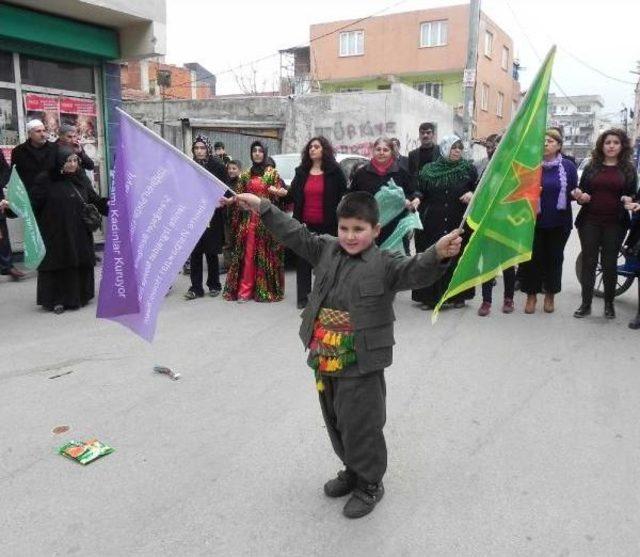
[223,141,288,302]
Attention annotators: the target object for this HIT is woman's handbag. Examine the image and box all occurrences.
[70,183,102,232]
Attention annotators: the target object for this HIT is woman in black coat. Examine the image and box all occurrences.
[185,135,229,300]
[30,146,108,314]
[624,212,640,329]
[412,135,478,309]
[286,136,347,308]
[350,136,420,248]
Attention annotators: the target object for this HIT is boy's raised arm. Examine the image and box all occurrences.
[384,246,449,292]
[253,196,327,267]
[384,230,462,292]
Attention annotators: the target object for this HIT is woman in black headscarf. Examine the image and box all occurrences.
[184,135,229,300]
[223,141,288,302]
[30,146,108,313]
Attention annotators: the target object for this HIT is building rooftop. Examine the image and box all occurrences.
[549,94,604,106]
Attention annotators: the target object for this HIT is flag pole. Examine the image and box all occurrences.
[115,107,236,196]
[455,45,557,232]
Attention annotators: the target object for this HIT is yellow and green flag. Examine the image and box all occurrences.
[6,167,46,269]
[433,46,556,320]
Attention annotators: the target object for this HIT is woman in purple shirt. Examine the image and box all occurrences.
[573,128,638,319]
[520,129,578,314]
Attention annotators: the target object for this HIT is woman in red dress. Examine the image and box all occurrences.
[223,141,288,302]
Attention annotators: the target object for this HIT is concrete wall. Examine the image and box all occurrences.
[123,83,454,157]
[283,83,454,156]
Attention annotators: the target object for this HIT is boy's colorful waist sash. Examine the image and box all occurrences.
[307,308,357,391]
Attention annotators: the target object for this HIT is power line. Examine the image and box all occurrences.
[503,0,581,111]
[504,0,635,90]
[164,0,411,92]
[556,44,636,86]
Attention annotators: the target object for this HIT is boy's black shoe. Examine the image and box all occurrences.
[343,482,384,519]
[324,469,357,498]
[629,314,640,330]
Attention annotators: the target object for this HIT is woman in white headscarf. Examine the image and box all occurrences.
[412,135,478,309]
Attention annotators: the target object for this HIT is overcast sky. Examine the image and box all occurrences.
[165,0,639,122]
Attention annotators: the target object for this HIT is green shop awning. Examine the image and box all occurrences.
[0,4,119,64]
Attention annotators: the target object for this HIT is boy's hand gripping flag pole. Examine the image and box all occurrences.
[97,107,234,341]
[433,46,557,322]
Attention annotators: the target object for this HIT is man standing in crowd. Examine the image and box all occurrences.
[390,137,409,173]
[11,119,56,196]
[56,123,95,171]
[0,153,24,280]
[408,122,441,180]
[214,141,231,166]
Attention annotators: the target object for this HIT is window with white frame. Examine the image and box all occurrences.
[420,20,448,47]
[484,30,493,57]
[496,92,504,117]
[339,31,364,57]
[481,83,489,111]
[415,81,443,100]
[501,46,509,71]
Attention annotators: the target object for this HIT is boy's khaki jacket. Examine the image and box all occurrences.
[260,200,448,374]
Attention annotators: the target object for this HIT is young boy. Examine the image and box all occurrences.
[229,191,462,518]
[222,160,242,271]
[214,141,231,166]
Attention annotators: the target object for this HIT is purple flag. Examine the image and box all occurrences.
[97,108,230,341]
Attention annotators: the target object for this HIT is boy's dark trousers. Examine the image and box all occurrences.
[318,371,387,485]
[189,246,221,295]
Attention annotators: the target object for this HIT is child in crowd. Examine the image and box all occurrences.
[226,190,461,518]
[222,160,242,271]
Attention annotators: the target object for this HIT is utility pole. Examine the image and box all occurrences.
[157,69,172,140]
[463,0,481,146]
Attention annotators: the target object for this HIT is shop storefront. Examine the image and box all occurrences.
[0,3,122,247]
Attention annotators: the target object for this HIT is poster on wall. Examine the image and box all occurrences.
[23,92,101,189]
[24,93,60,141]
[59,96,98,162]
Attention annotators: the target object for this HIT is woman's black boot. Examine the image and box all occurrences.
[573,304,591,318]
[604,301,615,319]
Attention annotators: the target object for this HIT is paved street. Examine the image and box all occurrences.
[1,235,639,556]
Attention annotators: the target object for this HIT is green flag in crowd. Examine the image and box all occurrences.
[375,179,422,253]
[433,46,556,320]
[6,167,45,269]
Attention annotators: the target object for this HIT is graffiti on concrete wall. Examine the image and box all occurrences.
[314,120,397,157]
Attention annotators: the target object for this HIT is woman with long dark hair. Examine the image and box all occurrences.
[286,136,347,309]
[573,128,638,319]
[223,141,287,302]
[519,129,578,314]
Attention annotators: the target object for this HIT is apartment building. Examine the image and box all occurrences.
[548,94,604,161]
[121,60,216,101]
[310,3,520,139]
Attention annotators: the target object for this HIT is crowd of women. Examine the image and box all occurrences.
[2,119,639,330]
[215,123,640,330]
